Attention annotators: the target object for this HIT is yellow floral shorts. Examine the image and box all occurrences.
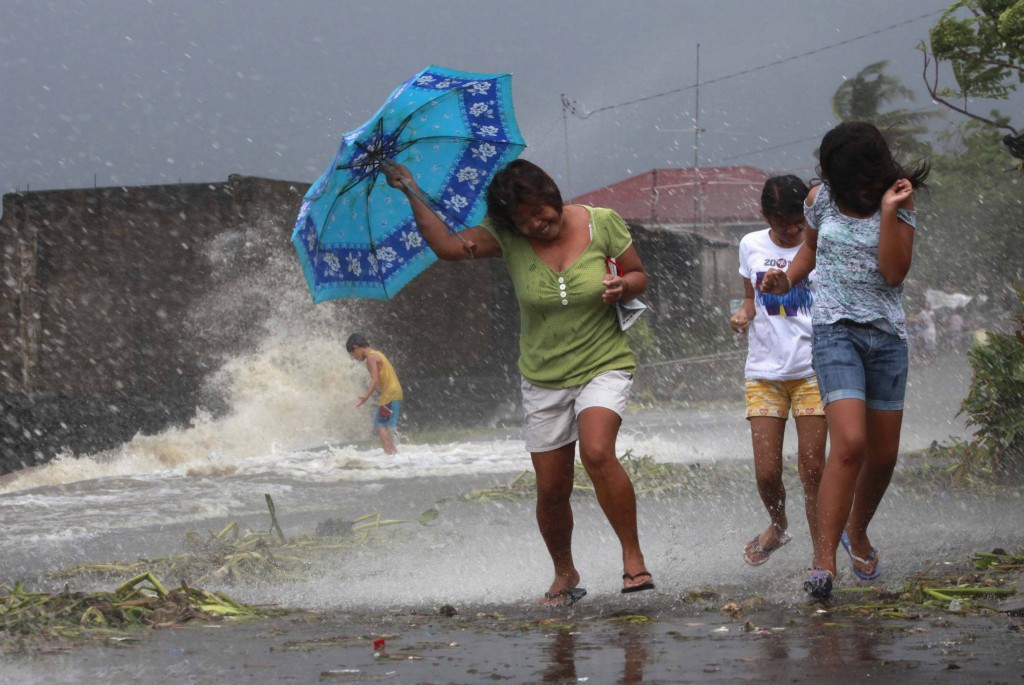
[744,377,825,419]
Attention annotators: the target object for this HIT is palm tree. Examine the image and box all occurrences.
[830,61,940,159]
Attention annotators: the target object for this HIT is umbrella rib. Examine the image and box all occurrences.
[363,174,390,299]
[389,86,471,134]
[334,136,497,173]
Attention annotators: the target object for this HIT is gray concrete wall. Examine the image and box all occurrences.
[0,178,723,474]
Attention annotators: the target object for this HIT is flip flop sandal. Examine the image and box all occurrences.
[621,571,656,594]
[543,587,587,607]
[803,567,834,601]
[840,531,882,581]
[742,530,792,566]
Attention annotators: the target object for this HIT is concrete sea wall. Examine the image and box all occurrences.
[0,176,733,474]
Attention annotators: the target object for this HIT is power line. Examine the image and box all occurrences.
[564,8,945,119]
[719,104,943,163]
[720,134,823,162]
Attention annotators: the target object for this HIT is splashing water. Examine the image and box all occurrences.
[0,337,368,494]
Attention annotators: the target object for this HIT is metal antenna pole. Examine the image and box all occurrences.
[693,44,703,230]
[561,94,574,200]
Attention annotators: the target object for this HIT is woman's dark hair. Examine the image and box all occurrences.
[345,333,369,353]
[760,175,809,221]
[816,121,929,216]
[485,159,563,231]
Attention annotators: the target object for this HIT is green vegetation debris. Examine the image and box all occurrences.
[46,495,411,588]
[2,495,415,652]
[831,549,1021,618]
[1,573,263,652]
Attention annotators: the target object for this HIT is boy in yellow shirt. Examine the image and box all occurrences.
[346,333,403,454]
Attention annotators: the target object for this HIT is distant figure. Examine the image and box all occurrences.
[908,302,937,357]
[382,158,654,607]
[762,121,929,600]
[730,176,825,569]
[947,311,967,353]
[346,333,403,455]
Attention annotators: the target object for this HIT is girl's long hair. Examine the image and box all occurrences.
[817,122,929,216]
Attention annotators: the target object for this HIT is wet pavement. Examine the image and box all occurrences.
[3,596,1022,684]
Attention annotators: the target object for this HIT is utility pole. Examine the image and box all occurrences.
[692,43,703,231]
[560,94,574,200]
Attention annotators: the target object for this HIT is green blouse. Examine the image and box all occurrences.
[481,205,637,388]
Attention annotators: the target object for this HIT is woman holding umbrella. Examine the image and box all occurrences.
[382,159,654,606]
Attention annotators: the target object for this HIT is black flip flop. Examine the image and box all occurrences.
[543,587,587,607]
[621,571,655,594]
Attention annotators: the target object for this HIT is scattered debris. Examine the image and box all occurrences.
[0,572,263,652]
[831,549,1021,618]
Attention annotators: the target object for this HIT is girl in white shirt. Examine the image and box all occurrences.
[730,175,826,569]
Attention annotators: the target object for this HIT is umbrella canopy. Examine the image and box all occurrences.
[293,66,526,302]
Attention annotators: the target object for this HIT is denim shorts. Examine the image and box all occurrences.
[811,321,908,411]
[520,370,633,452]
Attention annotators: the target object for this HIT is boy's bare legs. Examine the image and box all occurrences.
[747,417,789,551]
[577,407,650,590]
[532,443,581,604]
[842,408,901,575]
[794,414,826,557]
[377,427,397,455]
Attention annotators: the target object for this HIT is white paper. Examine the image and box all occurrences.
[606,257,649,331]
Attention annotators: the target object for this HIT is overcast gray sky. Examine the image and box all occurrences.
[2,0,1020,202]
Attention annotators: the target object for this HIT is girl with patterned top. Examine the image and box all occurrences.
[382,159,654,607]
[762,122,929,600]
[730,176,826,570]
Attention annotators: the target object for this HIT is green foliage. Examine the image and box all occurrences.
[830,60,940,158]
[930,1,1024,100]
[957,285,1024,481]
[923,1,1024,161]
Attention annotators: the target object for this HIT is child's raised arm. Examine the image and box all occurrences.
[877,178,916,287]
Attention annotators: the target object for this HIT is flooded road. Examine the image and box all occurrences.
[3,351,1020,683]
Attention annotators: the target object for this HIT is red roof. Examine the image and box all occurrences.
[572,167,771,225]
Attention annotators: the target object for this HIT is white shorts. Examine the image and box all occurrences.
[521,370,633,453]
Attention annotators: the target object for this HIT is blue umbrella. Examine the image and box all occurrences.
[292,66,526,302]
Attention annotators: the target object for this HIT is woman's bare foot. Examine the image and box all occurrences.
[621,570,655,593]
[537,570,581,606]
[621,551,653,592]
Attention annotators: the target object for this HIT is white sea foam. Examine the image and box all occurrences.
[0,337,372,495]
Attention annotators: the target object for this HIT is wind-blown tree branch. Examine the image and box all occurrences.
[921,0,1024,160]
[831,60,941,159]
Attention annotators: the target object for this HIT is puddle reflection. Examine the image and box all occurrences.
[539,622,654,684]
[799,624,881,672]
[535,615,903,683]
[539,629,578,683]
[751,618,889,679]
[614,623,652,684]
